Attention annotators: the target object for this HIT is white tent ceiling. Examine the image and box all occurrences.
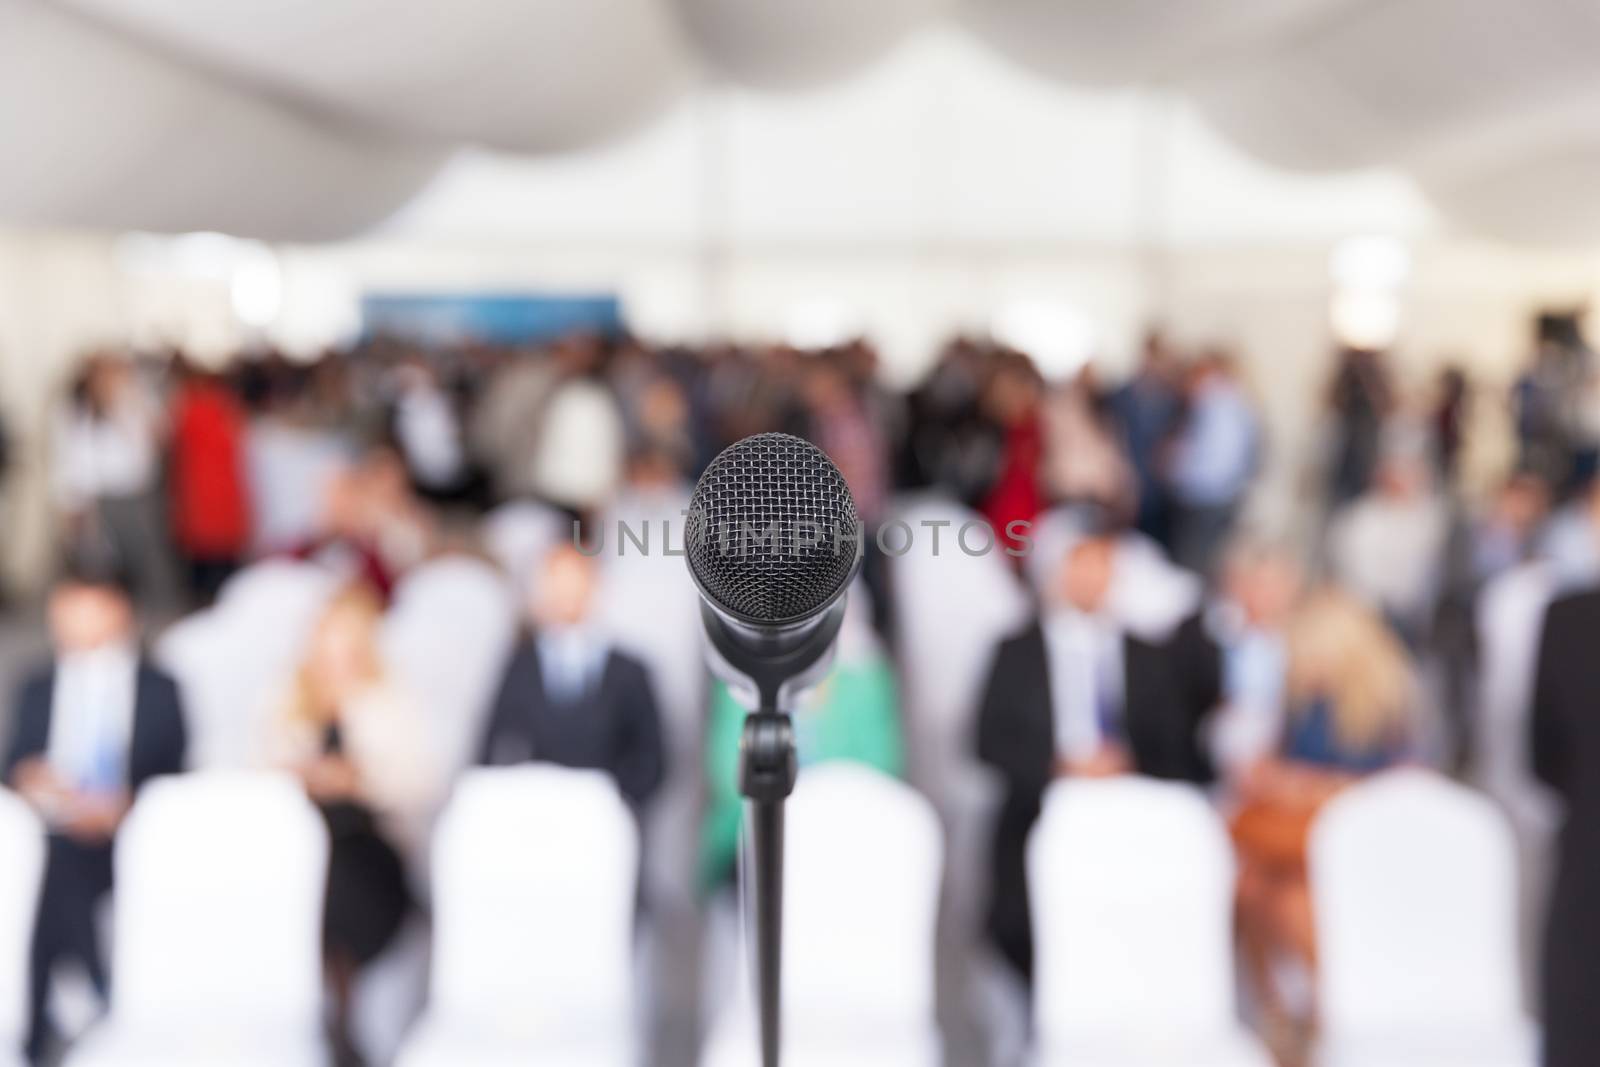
[4,0,1600,244]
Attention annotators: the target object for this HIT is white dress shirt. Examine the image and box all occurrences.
[51,404,158,510]
[538,625,610,706]
[47,643,138,794]
[1205,604,1290,775]
[1042,607,1125,764]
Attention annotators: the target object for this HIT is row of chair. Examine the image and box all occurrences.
[0,761,1536,1067]
[0,765,642,1067]
[1030,772,1535,1067]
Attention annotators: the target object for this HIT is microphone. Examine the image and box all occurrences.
[684,432,862,1067]
[685,431,863,711]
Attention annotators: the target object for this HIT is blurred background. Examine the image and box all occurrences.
[2,2,1600,1066]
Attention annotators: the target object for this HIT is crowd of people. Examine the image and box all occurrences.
[4,311,1600,1067]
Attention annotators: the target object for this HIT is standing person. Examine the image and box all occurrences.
[51,356,176,606]
[1167,350,1260,579]
[3,564,187,1064]
[1109,330,1184,548]
[1327,347,1393,507]
[1325,436,1450,648]
[981,352,1048,559]
[388,355,479,509]
[975,525,1213,983]
[802,353,888,528]
[264,583,438,1067]
[478,542,666,812]
[168,361,251,604]
[1530,580,1600,1067]
[1043,366,1136,522]
[1431,365,1470,490]
[802,352,894,636]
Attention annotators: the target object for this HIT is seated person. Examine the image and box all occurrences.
[1199,537,1306,783]
[698,591,903,892]
[478,542,665,811]
[3,563,187,1064]
[262,582,439,1065]
[977,525,1213,983]
[1230,588,1417,1033]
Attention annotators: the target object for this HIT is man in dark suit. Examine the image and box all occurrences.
[977,530,1213,981]
[479,541,665,810]
[2,565,187,1063]
[1532,587,1600,1067]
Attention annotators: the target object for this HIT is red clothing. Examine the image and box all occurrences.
[169,382,250,557]
[983,416,1045,556]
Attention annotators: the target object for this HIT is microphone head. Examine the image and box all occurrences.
[685,432,862,628]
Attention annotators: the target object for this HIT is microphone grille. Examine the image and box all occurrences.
[685,432,861,625]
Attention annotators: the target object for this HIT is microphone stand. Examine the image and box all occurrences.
[698,597,847,1067]
[738,709,797,1067]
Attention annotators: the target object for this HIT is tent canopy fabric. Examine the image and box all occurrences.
[4,0,1599,243]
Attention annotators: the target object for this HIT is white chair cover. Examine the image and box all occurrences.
[396,766,639,1067]
[891,496,1031,792]
[888,495,1029,946]
[0,791,44,1067]
[155,558,340,769]
[66,772,329,1067]
[1028,777,1271,1067]
[1473,561,1561,1008]
[594,486,705,908]
[700,764,944,1067]
[380,556,518,781]
[1310,769,1536,1067]
[1474,561,1560,835]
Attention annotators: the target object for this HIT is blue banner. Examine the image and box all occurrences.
[362,292,623,345]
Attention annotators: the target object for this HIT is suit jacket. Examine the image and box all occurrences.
[1532,589,1600,1067]
[1170,611,1225,743]
[975,619,1213,978]
[3,658,188,798]
[478,635,666,809]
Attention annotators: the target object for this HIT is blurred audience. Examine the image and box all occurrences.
[1326,346,1393,507]
[264,582,438,1066]
[9,309,1600,1065]
[290,449,433,601]
[1041,364,1134,522]
[1231,589,1419,1035]
[1167,348,1259,578]
[1202,538,1306,782]
[3,563,187,1064]
[168,361,252,604]
[1107,330,1183,545]
[979,352,1049,558]
[387,354,479,509]
[1430,364,1470,487]
[478,542,665,811]
[976,521,1214,981]
[1325,431,1450,647]
[51,356,176,606]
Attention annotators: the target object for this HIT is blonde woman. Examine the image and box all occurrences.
[1231,588,1418,1035]
[265,583,438,1065]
